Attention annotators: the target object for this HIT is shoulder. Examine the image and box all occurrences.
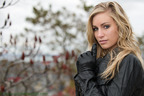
[120,53,142,71]
[124,54,139,61]
[123,53,141,64]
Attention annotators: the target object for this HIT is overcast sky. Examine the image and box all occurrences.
[0,0,144,43]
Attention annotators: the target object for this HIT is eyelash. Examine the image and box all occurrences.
[104,25,110,29]
[92,25,110,32]
[92,28,98,31]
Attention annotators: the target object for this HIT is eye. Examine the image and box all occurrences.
[92,27,98,31]
[104,25,110,29]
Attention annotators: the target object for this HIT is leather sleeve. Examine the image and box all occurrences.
[74,71,104,96]
[74,54,144,96]
[106,54,144,96]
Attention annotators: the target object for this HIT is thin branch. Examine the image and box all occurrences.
[0,0,20,9]
[3,60,26,81]
[5,73,34,90]
[0,14,11,29]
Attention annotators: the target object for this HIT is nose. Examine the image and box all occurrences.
[97,29,104,38]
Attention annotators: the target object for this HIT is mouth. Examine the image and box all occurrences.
[99,40,108,45]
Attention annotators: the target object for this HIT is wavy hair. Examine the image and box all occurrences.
[86,1,144,80]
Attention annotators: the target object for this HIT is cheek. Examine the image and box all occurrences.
[111,31,119,43]
[106,28,118,42]
[108,27,118,39]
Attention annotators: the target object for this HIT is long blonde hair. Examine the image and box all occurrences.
[86,1,144,80]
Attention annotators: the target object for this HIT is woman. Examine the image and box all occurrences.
[74,1,144,96]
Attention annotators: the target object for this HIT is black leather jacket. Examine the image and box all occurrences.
[74,54,144,96]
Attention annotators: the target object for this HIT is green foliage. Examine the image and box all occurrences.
[26,6,48,25]
[80,0,93,12]
[25,3,88,54]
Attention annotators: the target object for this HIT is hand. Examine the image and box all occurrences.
[76,43,97,73]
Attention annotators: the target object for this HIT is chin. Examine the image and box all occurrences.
[100,45,110,49]
[101,45,117,50]
[101,47,109,50]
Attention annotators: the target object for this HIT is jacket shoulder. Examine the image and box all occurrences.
[124,54,139,61]
[120,53,142,70]
[123,54,140,63]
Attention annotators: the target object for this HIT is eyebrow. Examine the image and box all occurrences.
[92,22,110,27]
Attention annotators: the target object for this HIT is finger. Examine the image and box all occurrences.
[83,51,89,57]
[86,51,92,56]
[91,43,97,56]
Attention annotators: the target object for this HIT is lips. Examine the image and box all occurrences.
[99,40,108,44]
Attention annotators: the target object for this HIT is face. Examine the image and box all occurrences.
[92,11,119,50]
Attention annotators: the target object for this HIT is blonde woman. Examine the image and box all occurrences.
[74,1,144,96]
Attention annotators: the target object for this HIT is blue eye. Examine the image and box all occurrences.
[93,27,98,31]
[104,25,110,29]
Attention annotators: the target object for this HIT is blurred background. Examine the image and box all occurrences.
[0,0,144,95]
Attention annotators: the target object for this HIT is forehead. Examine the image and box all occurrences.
[92,11,114,26]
